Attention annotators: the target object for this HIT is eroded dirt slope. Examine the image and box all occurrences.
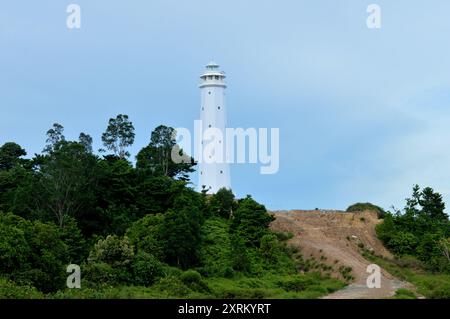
[271,210,414,299]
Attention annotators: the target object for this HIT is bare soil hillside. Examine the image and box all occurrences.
[271,210,415,299]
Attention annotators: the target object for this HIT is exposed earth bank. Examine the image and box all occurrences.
[270,210,416,299]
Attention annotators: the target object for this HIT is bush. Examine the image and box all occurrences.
[154,276,191,297]
[131,252,164,286]
[277,275,315,292]
[0,213,70,293]
[231,196,274,247]
[125,214,164,260]
[274,231,293,242]
[346,202,386,218]
[180,270,210,293]
[83,262,121,286]
[0,278,43,299]
[0,220,30,274]
[88,235,134,267]
[198,218,233,277]
[260,234,282,264]
[393,288,417,299]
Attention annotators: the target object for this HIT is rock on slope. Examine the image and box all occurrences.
[270,210,414,299]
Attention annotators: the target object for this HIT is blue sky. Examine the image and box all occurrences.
[1,1,450,211]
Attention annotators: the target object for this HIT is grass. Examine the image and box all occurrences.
[43,272,345,299]
[362,250,450,299]
[392,288,417,299]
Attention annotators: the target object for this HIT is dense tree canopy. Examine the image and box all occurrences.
[377,185,450,273]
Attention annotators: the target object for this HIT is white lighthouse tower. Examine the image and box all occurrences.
[198,62,231,193]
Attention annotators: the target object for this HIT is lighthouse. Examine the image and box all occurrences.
[198,62,231,193]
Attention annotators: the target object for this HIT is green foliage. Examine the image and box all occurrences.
[43,123,65,153]
[346,202,386,218]
[0,120,350,299]
[0,215,30,274]
[393,288,417,299]
[159,207,201,269]
[198,218,234,277]
[126,214,164,259]
[274,231,294,241]
[0,142,27,171]
[180,270,210,293]
[209,188,236,219]
[131,252,164,286]
[37,141,99,227]
[101,114,135,159]
[83,262,121,286]
[136,125,195,180]
[84,235,135,286]
[0,213,71,292]
[0,278,43,299]
[260,234,282,264]
[376,185,449,273]
[88,235,134,267]
[363,252,450,299]
[231,196,274,247]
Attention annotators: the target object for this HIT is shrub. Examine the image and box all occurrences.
[260,234,282,264]
[0,278,43,299]
[180,270,210,293]
[198,218,233,277]
[0,220,30,274]
[274,231,294,241]
[131,252,164,286]
[0,213,73,293]
[154,276,191,297]
[88,235,134,267]
[125,214,164,260]
[277,275,315,292]
[230,196,274,247]
[393,288,417,299]
[83,262,121,285]
[346,202,386,218]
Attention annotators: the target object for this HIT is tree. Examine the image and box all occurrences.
[159,193,203,269]
[126,214,165,260]
[419,187,447,221]
[376,185,450,272]
[405,184,448,221]
[79,133,93,153]
[37,141,98,227]
[0,213,70,293]
[159,209,201,268]
[43,123,65,153]
[230,196,274,247]
[0,143,27,171]
[101,114,135,158]
[438,238,450,262]
[136,125,195,180]
[209,188,236,219]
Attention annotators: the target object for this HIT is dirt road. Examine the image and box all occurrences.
[271,210,414,299]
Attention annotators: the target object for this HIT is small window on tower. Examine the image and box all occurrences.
[202,107,204,111]
[215,76,219,80]
[220,170,223,174]
[208,91,211,95]
[208,124,212,128]
[218,106,220,110]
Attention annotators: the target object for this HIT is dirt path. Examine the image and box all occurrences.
[270,210,415,299]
